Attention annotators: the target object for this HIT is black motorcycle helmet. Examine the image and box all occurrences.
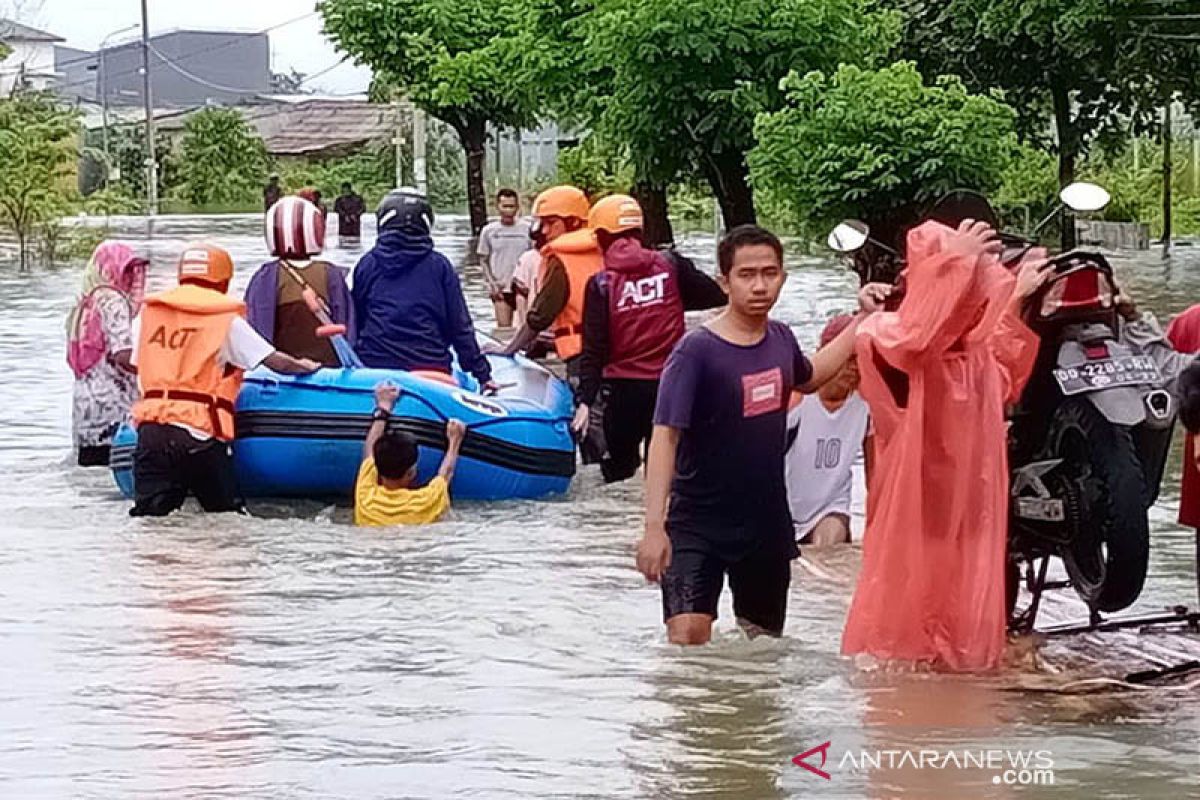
[926,189,1000,230]
[377,188,434,236]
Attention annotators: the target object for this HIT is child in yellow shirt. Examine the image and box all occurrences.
[355,381,466,526]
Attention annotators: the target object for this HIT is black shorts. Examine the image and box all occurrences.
[600,379,658,484]
[130,423,243,517]
[77,444,111,467]
[660,540,792,634]
[501,290,517,309]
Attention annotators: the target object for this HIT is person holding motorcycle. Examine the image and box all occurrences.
[841,218,1052,672]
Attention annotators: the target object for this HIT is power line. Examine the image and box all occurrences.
[144,42,349,97]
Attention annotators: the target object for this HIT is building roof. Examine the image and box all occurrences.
[154,99,400,157]
[0,19,64,43]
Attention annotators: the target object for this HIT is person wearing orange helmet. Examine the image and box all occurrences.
[128,244,321,517]
[495,184,606,457]
[497,185,599,364]
[245,195,355,367]
[576,194,726,483]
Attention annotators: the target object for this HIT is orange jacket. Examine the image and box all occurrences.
[132,284,247,441]
[544,229,603,360]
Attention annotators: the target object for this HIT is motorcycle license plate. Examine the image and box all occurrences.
[1053,355,1162,396]
[1015,497,1065,522]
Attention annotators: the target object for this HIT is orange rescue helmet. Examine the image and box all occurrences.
[531,185,590,222]
[177,243,235,288]
[589,194,643,234]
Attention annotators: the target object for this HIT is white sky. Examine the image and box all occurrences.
[18,0,372,94]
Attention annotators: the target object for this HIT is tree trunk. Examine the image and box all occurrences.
[16,226,27,272]
[1051,83,1077,250]
[700,149,756,231]
[455,115,489,266]
[631,179,674,247]
[1163,99,1173,259]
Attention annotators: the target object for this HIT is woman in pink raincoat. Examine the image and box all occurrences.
[842,219,1050,672]
[65,242,148,466]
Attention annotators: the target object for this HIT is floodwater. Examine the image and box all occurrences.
[1,214,1198,799]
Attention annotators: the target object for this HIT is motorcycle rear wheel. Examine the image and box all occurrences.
[1042,398,1150,612]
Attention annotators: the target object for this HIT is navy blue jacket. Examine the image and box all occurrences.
[351,230,492,382]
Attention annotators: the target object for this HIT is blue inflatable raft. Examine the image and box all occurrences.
[110,353,576,501]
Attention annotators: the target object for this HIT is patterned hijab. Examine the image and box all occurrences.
[65,242,148,378]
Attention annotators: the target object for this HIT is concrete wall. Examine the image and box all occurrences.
[1076,220,1151,250]
[54,45,97,103]
[100,31,269,108]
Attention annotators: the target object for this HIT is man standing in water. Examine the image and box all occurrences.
[334,182,366,245]
[129,244,320,517]
[263,174,282,212]
[477,188,531,328]
[637,225,890,644]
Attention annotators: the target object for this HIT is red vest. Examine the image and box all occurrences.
[603,249,684,381]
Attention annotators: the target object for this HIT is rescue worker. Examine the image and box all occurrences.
[496,185,599,371]
[129,244,321,517]
[494,185,604,458]
[245,195,355,367]
[576,194,726,483]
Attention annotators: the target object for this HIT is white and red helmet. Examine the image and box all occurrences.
[265,196,326,259]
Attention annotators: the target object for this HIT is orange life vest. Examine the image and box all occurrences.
[544,229,603,360]
[132,284,247,441]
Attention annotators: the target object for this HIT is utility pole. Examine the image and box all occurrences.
[1193,135,1199,196]
[96,25,138,188]
[1163,99,1172,259]
[140,0,158,216]
[392,102,404,188]
[413,106,428,196]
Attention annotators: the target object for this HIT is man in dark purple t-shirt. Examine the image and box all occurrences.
[637,225,892,645]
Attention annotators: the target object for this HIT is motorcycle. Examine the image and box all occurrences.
[828,183,1178,633]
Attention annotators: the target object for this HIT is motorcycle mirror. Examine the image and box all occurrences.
[1059,182,1111,213]
[828,220,870,253]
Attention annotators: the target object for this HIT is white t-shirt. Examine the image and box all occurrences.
[131,314,275,440]
[476,218,532,287]
[785,392,870,538]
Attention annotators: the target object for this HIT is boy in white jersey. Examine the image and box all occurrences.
[785,315,872,545]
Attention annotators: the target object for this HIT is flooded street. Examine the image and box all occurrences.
[1,214,1198,799]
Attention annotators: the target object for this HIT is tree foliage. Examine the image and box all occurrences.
[571,0,900,227]
[177,108,270,207]
[750,62,1020,244]
[88,125,179,208]
[320,0,544,236]
[896,0,1200,193]
[0,91,78,270]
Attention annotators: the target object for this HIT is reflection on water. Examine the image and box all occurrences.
[0,215,1198,798]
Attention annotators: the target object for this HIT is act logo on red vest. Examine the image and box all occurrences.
[616,273,669,310]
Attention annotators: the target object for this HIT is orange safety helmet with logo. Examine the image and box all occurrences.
[132,244,248,441]
[588,193,644,235]
[532,185,602,360]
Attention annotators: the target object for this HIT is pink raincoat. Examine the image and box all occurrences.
[842,221,1039,672]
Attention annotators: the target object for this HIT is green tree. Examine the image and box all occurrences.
[749,62,1019,255]
[0,92,78,271]
[92,125,179,207]
[177,108,270,208]
[320,0,542,237]
[896,0,1200,244]
[575,0,899,229]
